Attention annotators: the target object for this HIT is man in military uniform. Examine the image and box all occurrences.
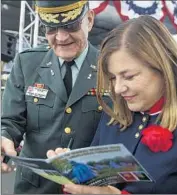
[1,0,109,193]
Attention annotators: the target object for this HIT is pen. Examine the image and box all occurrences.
[67,138,74,149]
[2,152,10,164]
[2,147,21,163]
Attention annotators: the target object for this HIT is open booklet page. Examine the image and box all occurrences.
[4,144,154,186]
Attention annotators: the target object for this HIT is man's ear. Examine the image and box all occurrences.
[87,9,95,32]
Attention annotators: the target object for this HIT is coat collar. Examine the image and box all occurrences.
[141,96,164,116]
[58,45,89,71]
[37,48,68,103]
[66,43,98,107]
[36,43,98,106]
[148,96,164,115]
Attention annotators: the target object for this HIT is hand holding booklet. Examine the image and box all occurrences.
[3,144,154,186]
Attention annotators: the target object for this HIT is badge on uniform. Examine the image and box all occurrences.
[87,88,110,96]
[34,83,45,88]
[26,84,48,99]
[87,88,97,95]
[90,64,97,72]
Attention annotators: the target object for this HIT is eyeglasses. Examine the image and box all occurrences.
[45,19,83,34]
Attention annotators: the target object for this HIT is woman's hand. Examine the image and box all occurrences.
[63,183,121,194]
[46,148,69,158]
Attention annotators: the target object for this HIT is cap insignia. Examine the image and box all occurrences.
[61,6,83,23]
[39,13,60,24]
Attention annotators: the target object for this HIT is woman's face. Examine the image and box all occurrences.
[107,50,164,112]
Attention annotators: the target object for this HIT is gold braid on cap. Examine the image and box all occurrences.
[61,7,83,23]
[39,13,60,24]
[35,0,88,13]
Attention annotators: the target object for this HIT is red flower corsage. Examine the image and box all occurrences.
[141,125,173,152]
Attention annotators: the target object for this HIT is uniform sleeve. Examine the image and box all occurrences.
[1,53,26,148]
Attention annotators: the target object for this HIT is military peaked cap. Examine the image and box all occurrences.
[35,0,89,27]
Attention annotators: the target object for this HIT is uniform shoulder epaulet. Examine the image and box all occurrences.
[20,44,51,54]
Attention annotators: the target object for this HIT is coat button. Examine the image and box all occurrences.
[138,124,144,130]
[98,106,103,111]
[66,107,72,114]
[64,127,71,134]
[142,117,147,122]
[135,132,140,138]
[33,98,39,103]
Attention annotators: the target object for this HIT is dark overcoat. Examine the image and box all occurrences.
[91,111,177,194]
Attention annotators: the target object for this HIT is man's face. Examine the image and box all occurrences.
[45,10,94,61]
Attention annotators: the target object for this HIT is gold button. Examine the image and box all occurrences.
[64,127,71,134]
[33,98,39,103]
[135,132,140,138]
[142,117,147,122]
[138,124,144,130]
[98,106,103,111]
[66,107,72,114]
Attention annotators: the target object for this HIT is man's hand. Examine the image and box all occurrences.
[46,147,69,158]
[63,184,121,194]
[1,136,17,173]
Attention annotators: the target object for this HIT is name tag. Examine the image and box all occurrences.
[26,86,48,99]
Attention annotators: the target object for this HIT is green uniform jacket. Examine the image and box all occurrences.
[1,43,110,194]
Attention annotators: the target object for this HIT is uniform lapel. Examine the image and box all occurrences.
[66,44,98,107]
[36,49,68,103]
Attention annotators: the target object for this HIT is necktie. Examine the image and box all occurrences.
[63,60,75,97]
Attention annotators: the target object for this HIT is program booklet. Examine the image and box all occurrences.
[4,144,154,186]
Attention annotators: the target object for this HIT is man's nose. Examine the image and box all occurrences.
[55,29,70,41]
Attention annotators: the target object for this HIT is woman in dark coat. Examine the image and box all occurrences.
[48,15,177,194]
